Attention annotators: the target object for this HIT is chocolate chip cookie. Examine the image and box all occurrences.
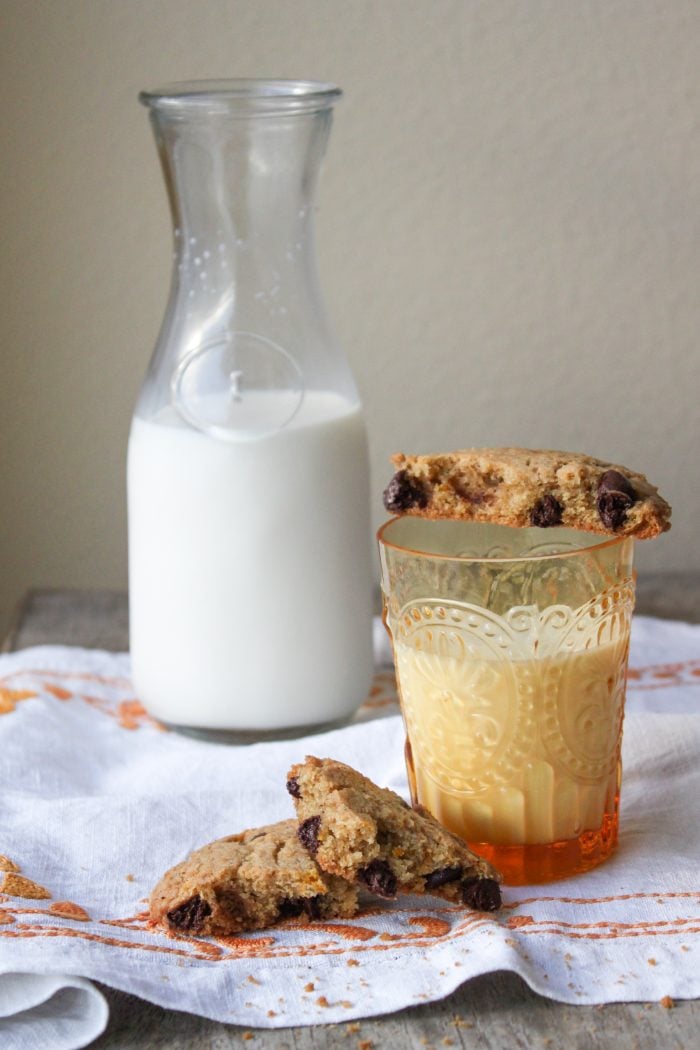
[287,757,501,911]
[150,819,358,936]
[383,448,671,539]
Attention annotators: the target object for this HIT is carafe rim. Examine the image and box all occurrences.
[139,79,342,115]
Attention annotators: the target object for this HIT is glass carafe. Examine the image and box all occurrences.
[128,80,373,740]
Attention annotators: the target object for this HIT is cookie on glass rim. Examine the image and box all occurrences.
[383,448,671,539]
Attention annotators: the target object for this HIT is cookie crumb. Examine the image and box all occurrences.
[442,1039,455,1046]
[316,995,330,1008]
[347,958,360,966]
[125,874,135,882]
[451,1014,473,1028]
[346,1022,361,1033]
[358,1040,374,1050]
[304,982,315,992]
[0,855,20,873]
[242,1033,254,1042]
[0,910,16,925]
[660,996,674,1009]
[246,974,261,985]
[648,958,657,966]
[267,1010,277,1018]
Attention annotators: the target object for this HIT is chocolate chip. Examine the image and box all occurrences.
[279,894,322,920]
[598,469,636,499]
[278,897,304,918]
[597,491,632,530]
[424,865,463,890]
[297,816,321,855]
[358,858,398,899]
[302,895,322,920]
[596,470,636,530]
[460,877,501,912]
[530,494,563,528]
[166,895,212,933]
[286,776,301,799]
[383,470,429,513]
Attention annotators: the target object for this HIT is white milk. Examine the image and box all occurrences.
[127,392,374,731]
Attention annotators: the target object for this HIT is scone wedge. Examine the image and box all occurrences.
[287,757,501,911]
[150,819,358,936]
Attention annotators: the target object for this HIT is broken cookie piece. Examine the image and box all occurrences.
[149,819,358,936]
[383,448,671,540]
[287,757,501,911]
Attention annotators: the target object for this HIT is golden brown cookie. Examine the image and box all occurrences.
[150,819,358,936]
[287,757,501,911]
[383,448,671,539]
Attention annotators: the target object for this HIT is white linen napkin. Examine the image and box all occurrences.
[1,615,699,1049]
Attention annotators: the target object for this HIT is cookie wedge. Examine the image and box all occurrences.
[150,819,358,936]
[287,757,501,911]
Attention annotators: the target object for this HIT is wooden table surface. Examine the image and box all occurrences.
[4,575,700,1049]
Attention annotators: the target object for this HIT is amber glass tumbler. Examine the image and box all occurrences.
[378,518,635,885]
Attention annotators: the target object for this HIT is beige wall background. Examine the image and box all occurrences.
[1,0,698,639]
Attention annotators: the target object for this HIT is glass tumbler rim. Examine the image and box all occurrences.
[377,516,632,566]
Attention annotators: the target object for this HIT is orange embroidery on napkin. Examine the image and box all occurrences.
[48,901,90,921]
[507,915,536,929]
[0,667,167,731]
[3,668,131,689]
[3,892,696,965]
[408,916,451,937]
[0,873,51,899]
[519,916,700,934]
[356,671,399,712]
[627,659,700,690]
[291,923,377,942]
[0,687,37,714]
[215,934,277,952]
[0,855,20,873]
[117,700,165,731]
[505,890,700,909]
[0,922,226,962]
[44,684,72,700]
[101,912,151,929]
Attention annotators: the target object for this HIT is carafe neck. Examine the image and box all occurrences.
[137,81,359,435]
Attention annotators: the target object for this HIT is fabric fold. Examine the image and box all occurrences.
[0,974,108,1050]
